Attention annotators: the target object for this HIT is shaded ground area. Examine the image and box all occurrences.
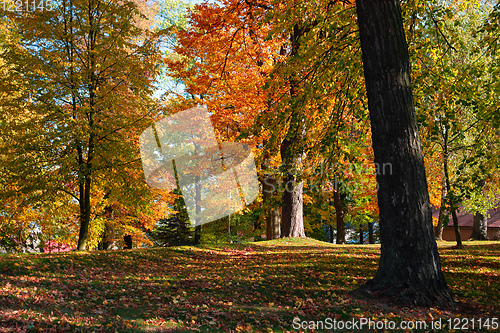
[0,238,498,332]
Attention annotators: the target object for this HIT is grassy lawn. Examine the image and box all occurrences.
[0,238,498,332]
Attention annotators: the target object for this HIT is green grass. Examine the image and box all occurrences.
[0,238,498,332]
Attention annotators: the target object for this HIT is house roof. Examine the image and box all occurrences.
[431,206,500,228]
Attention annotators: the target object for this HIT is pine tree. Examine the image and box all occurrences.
[149,189,193,247]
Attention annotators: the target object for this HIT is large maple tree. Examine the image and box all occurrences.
[0,0,165,250]
[166,0,368,239]
[165,0,285,237]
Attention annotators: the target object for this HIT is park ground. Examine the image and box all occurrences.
[0,238,499,332]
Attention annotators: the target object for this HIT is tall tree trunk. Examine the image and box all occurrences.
[359,225,364,244]
[443,138,462,247]
[124,235,133,249]
[333,189,345,244]
[194,226,201,245]
[280,24,306,238]
[77,176,92,250]
[264,185,281,240]
[368,222,374,244]
[471,179,488,240]
[280,113,306,238]
[262,159,281,240]
[434,178,447,241]
[77,179,86,250]
[266,202,281,240]
[77,6,97,251]
[280,174,305,237]
[355,0,454,307]
[193,161,202,245]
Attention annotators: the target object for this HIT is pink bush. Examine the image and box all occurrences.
[43,241,73,253]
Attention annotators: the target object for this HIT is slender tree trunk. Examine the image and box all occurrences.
[368,222,374,244]
[443,138,462,247]
[355,0,454,307]
[76,128,94,251]
[333,189,345,244]
[359,225,364,244]
[77,4,97,251]
[67,3,88,251]
[77,176,92,250]
[434,178,447,241]
[193,173,202,245]
[435,205,445,241]
[450,199,462,246]
[77,178,87,250]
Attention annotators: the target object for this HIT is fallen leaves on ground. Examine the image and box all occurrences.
[0,238,498,332]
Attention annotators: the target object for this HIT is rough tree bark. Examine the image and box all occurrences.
[266,205,281,240]
[280,172,305,237]
[471,212,488,240]
[368,222,374,244]
[261,158,281,240]
[355,0,454,307]
[263,175,281,240]
[280,24,306,238]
